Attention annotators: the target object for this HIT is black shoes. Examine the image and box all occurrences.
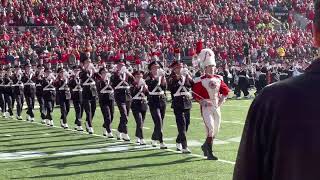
[201,142,218,160]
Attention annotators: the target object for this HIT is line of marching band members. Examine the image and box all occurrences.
[0,49,230,160]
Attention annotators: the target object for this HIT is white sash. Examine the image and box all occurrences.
[73,78,83,92]
[173,76,191,97]
[5,79,12,87]
[43,80,55,91]
[133,86,146,100]
[13,80,24,88]
[114,73,130,90]
[24,74,35,86]
[83,73,95,86]
[149,76,164,95]
[58,80,70,91]
[100,79,114,94]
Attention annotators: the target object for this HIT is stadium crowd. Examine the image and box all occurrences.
[0,0,316,67]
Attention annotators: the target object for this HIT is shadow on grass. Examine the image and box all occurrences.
[3,135,102,147]
[3,141,134,166]
[0,133,75,143]
[0,124,37,130]
[34,150,177,169]
[0,137,111,153]
[0,127,59,135]
[0,130,65,139]
[12,153,199,179]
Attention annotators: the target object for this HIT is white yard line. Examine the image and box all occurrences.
[165,114,245,125]
[1,119,236,165]
[112,109,245,125]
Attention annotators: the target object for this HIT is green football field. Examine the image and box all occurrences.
[0,99,252,180]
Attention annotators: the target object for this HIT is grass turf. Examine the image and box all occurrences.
[0,99,252,180]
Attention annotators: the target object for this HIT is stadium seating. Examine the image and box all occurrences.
[0,0,315,66]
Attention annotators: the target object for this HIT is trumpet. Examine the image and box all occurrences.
[104,72,112,84]
[164,68,171,76]
[157,68,166,77]
[188,67,196,77]
[127,66,134,74]
[17,73,22,81]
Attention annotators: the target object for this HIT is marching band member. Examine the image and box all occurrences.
[255,67,268,95]
[22,63,36,122]
[145,61,168,149]
[111,60,134,141]
[54,68,71,129]
[130,70,148,145]
[42,68,56,127]
[279,66,290,81]
[3,67,13,118]
[168,61,193,153]
[35,65,46,123]
[12,65,24,120]
[79,58,98,134]
[270,66,280,84]
[0,67,5,117]
[236,65,250,99]
[69,65,84,131]
[97,67,115,138]
[192,49,230,160]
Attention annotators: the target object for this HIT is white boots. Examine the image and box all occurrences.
[60,120,69,129]
[116,131,130,141]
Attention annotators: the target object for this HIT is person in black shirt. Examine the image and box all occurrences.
[167,61,193,153]
[68,65,84,131]
[111,61,134,141]
[255,66,268,95]
[97,67,115,138]
[233,58,320,180]
[22,63,36,122]
[42,68,56,127]
[54,68,71,129]
[145,61,168,149]
[236,66,250,99]
[3,68,13,118]
[130,70,148,145]
[0,67,5,117]
[35,65,46,124]
[79,58,98,134]
[12,65,24,120]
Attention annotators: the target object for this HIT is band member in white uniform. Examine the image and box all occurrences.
[192,49,230,160]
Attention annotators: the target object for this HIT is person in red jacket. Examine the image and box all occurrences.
[192,49,230,160]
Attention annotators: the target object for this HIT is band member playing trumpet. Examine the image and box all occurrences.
[42,68,56,127]
[130,70,148,145]
[79,58,98,134]
[168,61,193,153]
[3,67,13,118]
[12,65,24,120]
[69,65,84,131]
[54,68,71,129]
[145,61,167,149]
[35,65,46,123]
[97,67,115,138]
[22,63,36,122]
[111,60,134,141]
[0,67,5,117]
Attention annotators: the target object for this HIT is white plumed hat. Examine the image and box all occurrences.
[198,48,216,68]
